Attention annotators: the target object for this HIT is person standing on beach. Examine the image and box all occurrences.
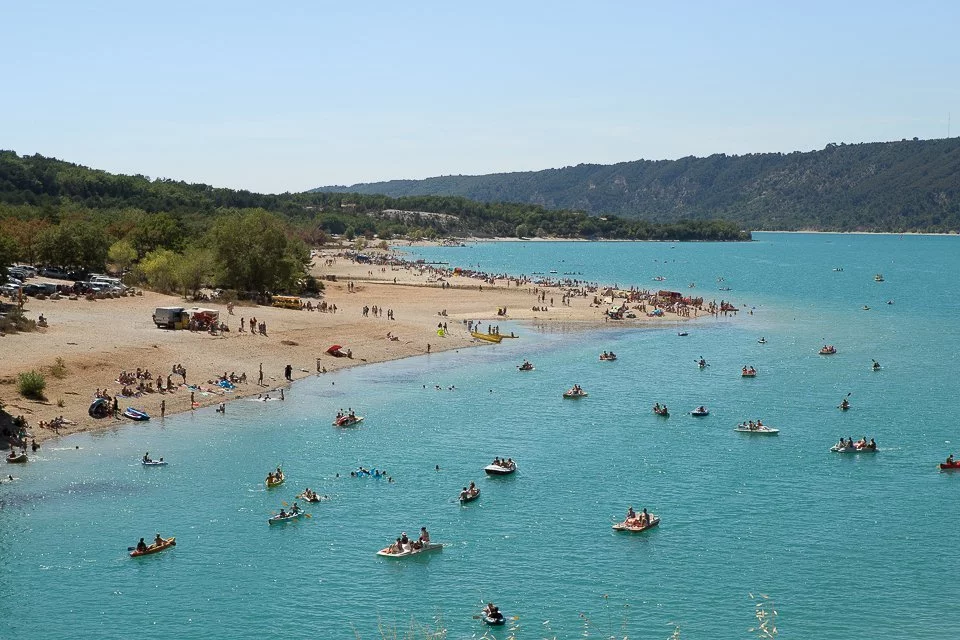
[112,397,119,418]
[160,400,165,418]
[258,363,264,386]
[190,391,195,408]
[284,364,292,381]
[427,343,431,353]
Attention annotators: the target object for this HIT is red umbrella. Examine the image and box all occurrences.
[326,345,343,354]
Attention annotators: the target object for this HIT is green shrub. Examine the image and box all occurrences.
[17,370,47,400]
[49,357,68,379]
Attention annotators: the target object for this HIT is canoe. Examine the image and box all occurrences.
[691,409,709,417]
[470,331,503,344]
[939,462,960,470]
[484,463,516,475]
[562,391,588,399]
[296,492,322,503]
[6,453,28,464]
[376,542,444,558]
[831,445,877,453]
[268,509,305,524]
[612,516,661,533]
[459,489,481,503]
[266,473,285,488]
[123,407,150,421]
[130,537,176,557]
[734,425,779,435]
[141,459,167,466]
[332,415,364,427]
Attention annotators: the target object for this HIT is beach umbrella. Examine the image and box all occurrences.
[326,345,343,354]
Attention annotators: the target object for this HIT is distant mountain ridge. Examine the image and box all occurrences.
[314,137,960,232]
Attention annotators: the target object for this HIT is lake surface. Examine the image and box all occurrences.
[2,233,959,639]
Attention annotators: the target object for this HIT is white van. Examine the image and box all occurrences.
[91,275,126,291]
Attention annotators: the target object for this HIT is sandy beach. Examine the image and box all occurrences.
[1,249,700,445]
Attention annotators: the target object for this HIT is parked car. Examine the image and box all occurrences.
[40,267,70,279]
[1,283,22,296]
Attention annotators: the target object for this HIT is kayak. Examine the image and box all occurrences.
[6,453,28,464]
[266,473,285,488]
[376,542,444,558]
[130,537,176,557]
[831,445,877,453]
[459,489,481,503]
[734,425,779,435]
[612,516,661,533]
[296,492,322,503]
[123,407,150,421]
[939,461,960,470]
[332,415,364,427]
[141,459,167,466]
[691,409,710,417]
[484,463,516,476]
[268,509,305,524]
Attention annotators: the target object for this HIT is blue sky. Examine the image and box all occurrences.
[2,1,957,193]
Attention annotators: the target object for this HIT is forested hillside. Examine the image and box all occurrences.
[315,137,960,232]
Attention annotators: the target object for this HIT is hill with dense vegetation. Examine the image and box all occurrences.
[0,151,749,295]
[315,137,960,232]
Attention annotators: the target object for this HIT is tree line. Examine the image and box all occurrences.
[0,150,751,295]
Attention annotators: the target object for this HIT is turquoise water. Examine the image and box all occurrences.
[3,233,960,639]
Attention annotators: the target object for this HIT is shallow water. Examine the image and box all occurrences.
[2,233,959,639]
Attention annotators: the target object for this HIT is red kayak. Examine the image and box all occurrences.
[939,461,960,470]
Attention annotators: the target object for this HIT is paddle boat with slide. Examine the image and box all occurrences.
[333,414,364,427]
[563,385,588,398]
[613,508,660,533]
[734,422,779,435]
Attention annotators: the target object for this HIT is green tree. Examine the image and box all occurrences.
[107,239,138,273]
[177,246,215,298]
[0,230,16,269]
[129,212,183,255]
[139,248,179,293]
[209,209,309,292]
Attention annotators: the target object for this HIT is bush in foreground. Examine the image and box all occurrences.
[17,370,47,400]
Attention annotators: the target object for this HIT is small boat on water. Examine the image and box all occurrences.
[741,367,757,377]
[333,414,364,427]
[838,399,851,411]
[757,338,767,344]
[297,491,322,503]
[831,440,877,453]
[653,404,670,417]
[377,541,444,558]
[268,507,305,525]
[874,273,885,282]
[734,423,779,435]
[470,331,503,344]
[6,452,28,464]
[819,346,837,355]
[599,352,617,361]
[677,331,689,336]
[612,516,660,533]
[129,536,176,557]
[141,458,167,466]
[691,407,709,417]
[563,386,588,398]
[459,488,481,503]
[123,407,150,421]
[517,361,535,371]
[484,460,517,475]
[266,471,285,488]
[939,460,960,471]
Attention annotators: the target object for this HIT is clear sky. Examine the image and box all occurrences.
[2,1,958,193]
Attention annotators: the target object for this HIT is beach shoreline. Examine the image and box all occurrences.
[0,249,720,446]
